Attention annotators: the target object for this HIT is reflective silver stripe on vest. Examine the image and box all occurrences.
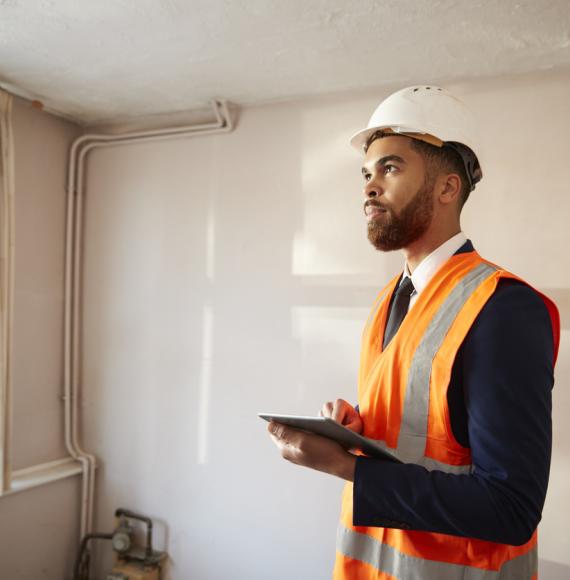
[370,438,472,474]
[337,526,537,580]
[397,262,498,467]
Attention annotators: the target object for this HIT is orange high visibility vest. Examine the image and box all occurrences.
[333,251,560,580]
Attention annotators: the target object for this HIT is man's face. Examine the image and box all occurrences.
[361,136,435,252]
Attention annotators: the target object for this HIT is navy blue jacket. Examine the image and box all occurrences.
[353,241,556,546]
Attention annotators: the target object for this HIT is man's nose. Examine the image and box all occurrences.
[364,179,382,199]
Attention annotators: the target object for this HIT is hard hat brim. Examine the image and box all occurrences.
[350,126,442,152]
[349,127,374,152]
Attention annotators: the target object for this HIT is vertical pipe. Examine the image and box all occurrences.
[0,91,15,495]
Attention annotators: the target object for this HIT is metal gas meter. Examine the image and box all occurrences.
[73,508,167,580]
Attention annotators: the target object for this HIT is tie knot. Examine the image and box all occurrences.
[396,276,415,297]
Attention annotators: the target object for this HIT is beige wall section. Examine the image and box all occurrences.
[0,477,81,579]
[81,69,570,579]
[11,97,81,468]
[0,98,82,579]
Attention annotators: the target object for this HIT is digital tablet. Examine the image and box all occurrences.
[259,413,402,463]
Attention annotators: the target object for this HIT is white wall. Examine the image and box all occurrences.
[0,98,82,579]
[79,69,570,579]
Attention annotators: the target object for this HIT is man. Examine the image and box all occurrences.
[268,86,560,579]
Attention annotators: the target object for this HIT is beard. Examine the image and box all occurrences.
[366,177,435,252]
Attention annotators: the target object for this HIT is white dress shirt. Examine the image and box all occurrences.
[401,231,468,311]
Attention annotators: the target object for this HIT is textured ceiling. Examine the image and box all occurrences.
[1,0,569,125]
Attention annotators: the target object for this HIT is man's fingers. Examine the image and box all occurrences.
[331,400,343,422]
[268,421,286,439]
[343,417,361,432]
[268,422,301,445]
[268,423,312,465]
[332,399,349,423]
[320,399,360,429]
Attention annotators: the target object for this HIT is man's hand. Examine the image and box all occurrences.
[319,399,363,434]
[268,422,356,481]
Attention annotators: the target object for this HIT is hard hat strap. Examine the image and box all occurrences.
[445,142,483,192]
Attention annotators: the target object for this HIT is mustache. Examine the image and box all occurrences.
[364,200,390,212]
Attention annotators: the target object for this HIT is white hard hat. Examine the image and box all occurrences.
[350,85,483,191]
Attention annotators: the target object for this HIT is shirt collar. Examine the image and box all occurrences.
[402,232,468,296]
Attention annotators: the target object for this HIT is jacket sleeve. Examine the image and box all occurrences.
[352,281,555,545]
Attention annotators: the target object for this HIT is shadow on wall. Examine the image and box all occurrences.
[540,559,570,579]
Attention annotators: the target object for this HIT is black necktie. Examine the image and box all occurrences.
[383,277,415,349]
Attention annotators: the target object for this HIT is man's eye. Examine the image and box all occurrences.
[384,164,397,174]
[363,173,371,182]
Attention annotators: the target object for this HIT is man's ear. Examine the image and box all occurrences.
[438,173,462,206]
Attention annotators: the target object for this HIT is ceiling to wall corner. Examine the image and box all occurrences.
[0,0,569,125]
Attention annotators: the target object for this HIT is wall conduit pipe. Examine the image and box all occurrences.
[64,100,234,539]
